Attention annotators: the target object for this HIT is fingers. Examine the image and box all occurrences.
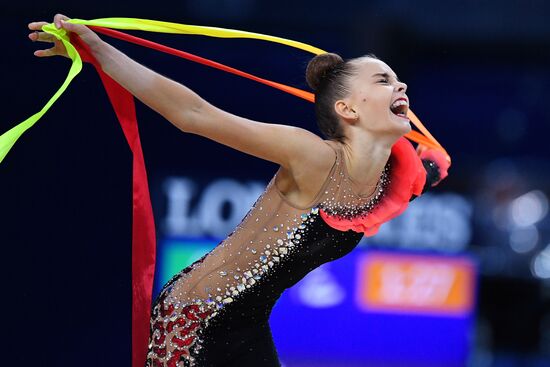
[28,31,57,43]
[28,21,48,32]
[27,14,70,32]
[53,13,71,29]
[27,14,94,58]
[33,47,57,58]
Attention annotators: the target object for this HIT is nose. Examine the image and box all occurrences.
[395,81,407,93]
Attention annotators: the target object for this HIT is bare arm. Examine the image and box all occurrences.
[28,14,331,171]
[95,41,321,166]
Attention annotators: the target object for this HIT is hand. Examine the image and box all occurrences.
[28,14,102,58]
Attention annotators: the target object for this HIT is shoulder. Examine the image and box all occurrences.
[276,139,338,206]
[291,137,337,176]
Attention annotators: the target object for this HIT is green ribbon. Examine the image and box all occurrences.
[0,24,82,163]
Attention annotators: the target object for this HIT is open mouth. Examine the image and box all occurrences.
[390,98,409,119]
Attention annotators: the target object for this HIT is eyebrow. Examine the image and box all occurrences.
[372,72,400,82]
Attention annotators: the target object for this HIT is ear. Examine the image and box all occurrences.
[334,99,358,123]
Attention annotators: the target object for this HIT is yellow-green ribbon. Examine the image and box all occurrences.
[0,24,82,163]
[0,17,448,164]
[70,18,327,55]
[0,18,327,164]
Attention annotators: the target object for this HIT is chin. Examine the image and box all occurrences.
[389,115,412,136]
[400,120,412,135]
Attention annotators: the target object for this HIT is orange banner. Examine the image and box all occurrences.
[356,252,476,316]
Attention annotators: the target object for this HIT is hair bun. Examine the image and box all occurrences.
[305,53,344,92]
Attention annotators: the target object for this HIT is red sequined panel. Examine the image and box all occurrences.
[147,289,214,367]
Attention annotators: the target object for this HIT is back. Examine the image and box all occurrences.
[146,140,392,366]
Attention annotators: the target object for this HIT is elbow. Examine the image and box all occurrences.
[168,97,206,134]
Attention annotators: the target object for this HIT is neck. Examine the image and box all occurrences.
[340,129,398,187]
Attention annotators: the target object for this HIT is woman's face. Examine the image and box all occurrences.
[344,58,411,137]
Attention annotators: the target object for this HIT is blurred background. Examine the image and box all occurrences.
[1,1,549,366]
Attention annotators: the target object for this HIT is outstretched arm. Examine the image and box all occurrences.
[28,14,330,171]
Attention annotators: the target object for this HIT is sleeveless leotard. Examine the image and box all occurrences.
[145,137,448,367]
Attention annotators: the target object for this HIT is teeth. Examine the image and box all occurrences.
[391,99,408,109]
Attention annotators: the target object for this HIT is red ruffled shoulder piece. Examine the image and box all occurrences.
[319,137,426,236]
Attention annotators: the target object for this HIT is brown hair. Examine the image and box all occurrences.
[306,53,378,142]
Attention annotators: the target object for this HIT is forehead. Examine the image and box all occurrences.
[355,58,397,79]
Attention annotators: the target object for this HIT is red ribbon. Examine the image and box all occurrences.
[67,23,449,367]
[70,33,156,367]
[88,25,315,102]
